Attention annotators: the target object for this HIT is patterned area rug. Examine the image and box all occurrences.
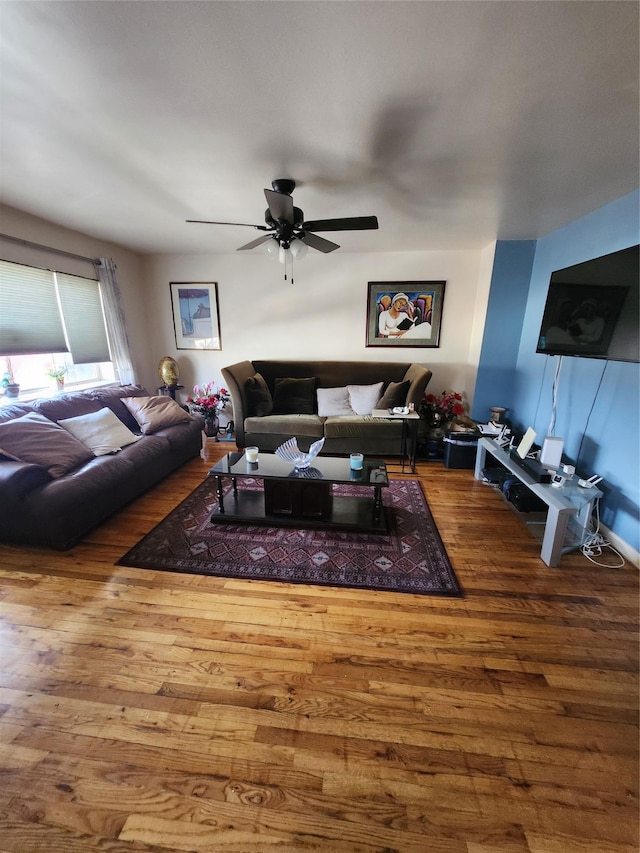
[117,477,462,596]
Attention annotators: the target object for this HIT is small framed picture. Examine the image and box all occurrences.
[366,281,446,347]
[170,282,221,350]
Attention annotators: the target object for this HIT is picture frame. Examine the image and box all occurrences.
[170,282,221,350]
[366,281,446,347]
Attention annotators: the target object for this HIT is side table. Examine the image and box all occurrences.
[157,384,184,401]
[371,409,421,473]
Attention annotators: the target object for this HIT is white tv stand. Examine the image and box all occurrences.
[474,437,602,567]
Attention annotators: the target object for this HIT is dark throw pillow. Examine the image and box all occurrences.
[378,380,411,410]
[245,373,273,417]
[272,377,316,415]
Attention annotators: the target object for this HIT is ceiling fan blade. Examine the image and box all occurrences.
[186,219,269,229]
[302,216,379,232]
[300,232,340,253]
[237,234,274,251]
[264,189,294,223]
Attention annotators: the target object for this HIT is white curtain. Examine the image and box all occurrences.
[96,258,137,386]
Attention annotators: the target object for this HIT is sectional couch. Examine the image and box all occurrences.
[0,384,203,550]
[221,360,432,456]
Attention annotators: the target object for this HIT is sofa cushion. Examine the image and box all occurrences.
[316,386,355,417]
[324,415,402,440]
[59,407,142,456]
[0,412,94,478]
[87,384,150,432]
[347,382,384,415]
[378,379,411,409]
[245,372,273,417]
[122,396,194,434]
[32,392,103,422]
[272,377,315,415]
[245,414,324,439]
[152,418,204,452]
[0,460,52,499]
[0,402,35,425]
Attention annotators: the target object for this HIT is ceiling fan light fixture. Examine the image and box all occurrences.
[290,238,308,260]
[265,238,279,259]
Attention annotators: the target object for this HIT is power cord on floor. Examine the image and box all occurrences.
[581,500,626,568]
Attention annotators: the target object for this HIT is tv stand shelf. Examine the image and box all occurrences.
[474,437,602,567]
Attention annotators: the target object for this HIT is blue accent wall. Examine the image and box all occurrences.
[472,241,535,423]
[476,190,640,552]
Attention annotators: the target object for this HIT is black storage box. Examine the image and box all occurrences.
[443,432,479,469]
[503,480,547,513]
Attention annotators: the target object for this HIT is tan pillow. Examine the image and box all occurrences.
[0,412,94,478]
[122,396,193,434]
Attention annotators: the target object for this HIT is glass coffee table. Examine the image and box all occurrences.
[209,451,390,533]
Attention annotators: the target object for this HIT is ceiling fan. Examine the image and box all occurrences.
[187,178,379,257]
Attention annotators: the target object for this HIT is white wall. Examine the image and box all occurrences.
[143,247,491,409]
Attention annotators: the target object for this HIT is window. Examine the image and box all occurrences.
[5,353,115,396]
[0,260,115,397]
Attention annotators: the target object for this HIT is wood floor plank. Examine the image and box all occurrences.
[0,448,637,851]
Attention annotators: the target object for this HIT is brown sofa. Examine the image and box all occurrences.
[222,360,432,456]
[0,384,203,550]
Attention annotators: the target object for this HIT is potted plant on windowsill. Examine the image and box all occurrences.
[2,358,19,397]
[46,366,67,392]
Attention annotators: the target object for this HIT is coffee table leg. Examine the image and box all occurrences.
[216,475,225,514]
[373,485,382,523]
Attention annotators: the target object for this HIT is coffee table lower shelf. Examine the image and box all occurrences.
[210,487,389,534]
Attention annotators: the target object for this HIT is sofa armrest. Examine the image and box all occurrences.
[403,364,432,408]
[221,360,256,447]
[0,460,52,500]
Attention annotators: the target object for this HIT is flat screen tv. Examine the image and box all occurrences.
[536,244,639,363]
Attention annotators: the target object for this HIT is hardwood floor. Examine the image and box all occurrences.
[1,445,637,852]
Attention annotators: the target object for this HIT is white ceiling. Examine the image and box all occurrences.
[1,1,638,256]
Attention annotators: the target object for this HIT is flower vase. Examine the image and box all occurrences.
[428,413,447,442]
[203,415,219,438]
[56,378,65,392]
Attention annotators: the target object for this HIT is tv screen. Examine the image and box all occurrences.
[536,245,639,363]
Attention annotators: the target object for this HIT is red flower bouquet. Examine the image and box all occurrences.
[421,390,465,425]
[186,382,230,417]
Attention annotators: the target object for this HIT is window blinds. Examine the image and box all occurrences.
[55,273,110,364]
[0,260,110,363]
[0,261,67,355]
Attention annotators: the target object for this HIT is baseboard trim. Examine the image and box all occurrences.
[601,523,639,569]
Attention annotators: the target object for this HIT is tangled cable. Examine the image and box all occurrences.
[581,500,626,568]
